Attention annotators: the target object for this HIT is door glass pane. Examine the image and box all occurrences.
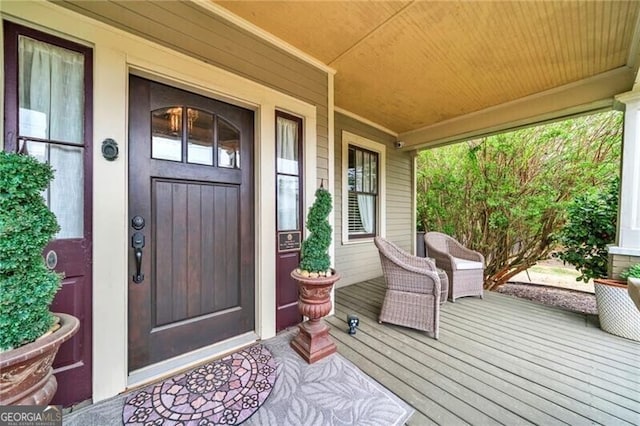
[218,118,240,168]
[187,108,214,166]
[26,141,84,238]
[18,36,84,144]
[277,175,299,231]
[152,107,182,162]
[276,116,299,175]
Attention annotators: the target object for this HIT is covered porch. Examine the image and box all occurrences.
[329,278,640,425]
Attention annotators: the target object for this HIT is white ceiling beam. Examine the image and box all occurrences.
[399,66,635,150]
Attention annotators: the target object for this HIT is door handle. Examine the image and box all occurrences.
[132,231,145,283]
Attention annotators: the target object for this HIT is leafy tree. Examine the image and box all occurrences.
[554,178,619,282]
[417,111,622,290]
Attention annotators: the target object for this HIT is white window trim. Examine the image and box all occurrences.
[341,130,386,244]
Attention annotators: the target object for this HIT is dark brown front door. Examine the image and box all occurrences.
[3,21,93,407]
[128,76,255,371]
[275,112,303,331]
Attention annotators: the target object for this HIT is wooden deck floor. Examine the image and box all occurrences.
[327,277,640,426]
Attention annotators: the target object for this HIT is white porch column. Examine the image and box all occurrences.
[608,91,640,276]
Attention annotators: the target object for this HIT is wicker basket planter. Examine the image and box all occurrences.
[593,279,640,342]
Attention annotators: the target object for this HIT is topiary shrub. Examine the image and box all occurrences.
[299,185,332,273]
[554,178,619,282]
[0,152,61,351]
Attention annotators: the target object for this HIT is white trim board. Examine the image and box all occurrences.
[192,0,336,75]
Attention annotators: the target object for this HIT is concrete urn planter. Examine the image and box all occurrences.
[290,269,341,364]
[593,279,640,342]
[0,313,79,405]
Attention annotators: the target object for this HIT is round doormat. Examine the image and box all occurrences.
[123,344,277,425]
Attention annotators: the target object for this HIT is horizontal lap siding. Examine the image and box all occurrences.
[334,112,413,287]
[57,0,329,182]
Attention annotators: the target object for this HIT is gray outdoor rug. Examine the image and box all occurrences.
[63,329,413,425]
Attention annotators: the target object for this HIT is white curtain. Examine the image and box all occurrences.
[276,117,299,230]
[276,117,298,175]
[357,194,374,234]
[19,37,84,238]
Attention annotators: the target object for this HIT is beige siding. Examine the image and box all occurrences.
[56,0,329,181]
[608,253,640,279]
[334,112,413,287]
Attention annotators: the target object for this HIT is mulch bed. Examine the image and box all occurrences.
[496,282,597,315]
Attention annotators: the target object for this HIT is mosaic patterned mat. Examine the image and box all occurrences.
[122,344,277,425]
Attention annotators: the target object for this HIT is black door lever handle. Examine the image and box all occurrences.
[132,231,145,283]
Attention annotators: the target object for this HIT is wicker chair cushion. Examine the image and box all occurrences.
[452,257,483,270]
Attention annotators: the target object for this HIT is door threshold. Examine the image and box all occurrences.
[127,332,258,388]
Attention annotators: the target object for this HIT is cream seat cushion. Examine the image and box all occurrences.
[452,257,483,270]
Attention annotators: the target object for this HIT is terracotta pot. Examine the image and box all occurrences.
[290,269,341,364]
[593,279,640,342]
[0,313,79,405]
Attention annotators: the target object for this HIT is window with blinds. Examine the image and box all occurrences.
[347,145,378,238]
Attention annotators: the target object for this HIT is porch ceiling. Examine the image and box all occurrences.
[216,0,640,148]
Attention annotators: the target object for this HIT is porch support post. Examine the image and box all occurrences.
[608,90,640,277]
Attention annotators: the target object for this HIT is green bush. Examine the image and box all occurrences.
[554,178,619,282]
[300,186,332,273]
[621,263,640,280]
[417,111,622,289]
[0,152,61,351]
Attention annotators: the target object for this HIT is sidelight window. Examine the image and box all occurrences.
[9,30,91,239]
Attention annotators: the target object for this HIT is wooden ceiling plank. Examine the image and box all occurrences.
[209,1,639,134]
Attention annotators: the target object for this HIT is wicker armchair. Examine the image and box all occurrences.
[424,232,484,302]
[374,237,448,339]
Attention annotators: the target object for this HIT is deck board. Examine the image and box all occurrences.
[329,278,640,425]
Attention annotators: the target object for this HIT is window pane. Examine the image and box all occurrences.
[348,148,355,191]
[348,193,364,234]
[152,107,182,162]
[363,151,370,193]
[218,118,240,168]
[26,141,83,238]
[187,108,214,165]
[356,149,363,192]
[347,145,379,238]
[356,194,375,234]
[276,117,299,175]
[19,36,84,144]
[277,175,299,231]
[371,154,378,194]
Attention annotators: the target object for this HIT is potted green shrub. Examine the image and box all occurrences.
[290,184,340,364]
[555,179,639,341]
[0,152,79,405]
